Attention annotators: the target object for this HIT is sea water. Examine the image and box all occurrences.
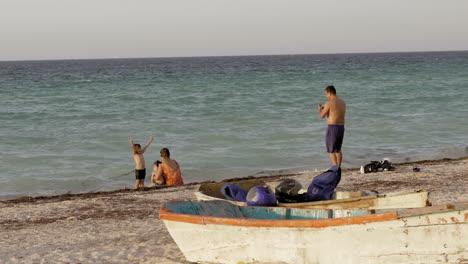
[1,51,467,199]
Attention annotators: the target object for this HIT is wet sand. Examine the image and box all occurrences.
[1,158,467,263]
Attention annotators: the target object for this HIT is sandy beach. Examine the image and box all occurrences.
[1,157,467,264]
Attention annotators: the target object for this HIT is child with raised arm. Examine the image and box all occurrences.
[129,136,154,189]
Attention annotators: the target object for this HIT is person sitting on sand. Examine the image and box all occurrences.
[129,136,154,189]
[151,148,184,186]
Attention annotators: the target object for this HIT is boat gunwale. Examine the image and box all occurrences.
[278,190,429,207]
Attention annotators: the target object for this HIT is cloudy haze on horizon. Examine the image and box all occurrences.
[1,0,468,61]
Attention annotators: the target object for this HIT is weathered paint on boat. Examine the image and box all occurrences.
[195,180,430,209]
[159,200,468,264]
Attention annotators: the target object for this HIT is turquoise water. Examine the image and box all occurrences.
[1,51,467,199]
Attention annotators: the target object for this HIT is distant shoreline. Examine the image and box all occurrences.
[3,156,466,204]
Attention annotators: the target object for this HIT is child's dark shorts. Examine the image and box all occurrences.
[135,168,146,180]
[326,125,345,153]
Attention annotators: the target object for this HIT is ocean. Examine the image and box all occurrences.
[1,51,467,199]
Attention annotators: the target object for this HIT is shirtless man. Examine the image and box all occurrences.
[318,85,346,167]
[129,136,154,189]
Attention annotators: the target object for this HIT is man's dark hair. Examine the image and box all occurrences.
[325,85,336,95]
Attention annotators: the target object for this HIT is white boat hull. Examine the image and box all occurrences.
[162,208,468,264]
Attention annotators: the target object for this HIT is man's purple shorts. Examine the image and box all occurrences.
[326,125,345,153]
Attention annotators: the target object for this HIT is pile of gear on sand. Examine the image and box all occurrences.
[361,158,395,174]
[218,158,424,206]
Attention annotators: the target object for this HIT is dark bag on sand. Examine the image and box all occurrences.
[307,166,341,201]
[363,161,382,173]
[221,183,248,202]
[364,160,395,173]
[275,179,308,203]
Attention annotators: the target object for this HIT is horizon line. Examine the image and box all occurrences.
[1,49,467,63]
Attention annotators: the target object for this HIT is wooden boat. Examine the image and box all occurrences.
[160,200,468,264]
[195,180,430,209]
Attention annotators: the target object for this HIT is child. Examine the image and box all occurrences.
[150,160,163,187]
[129,136,154,189]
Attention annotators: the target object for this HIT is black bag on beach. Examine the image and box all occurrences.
[363,161,382,173]
[363,160,395,173]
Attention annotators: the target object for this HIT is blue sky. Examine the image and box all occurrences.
[1,0,468,61]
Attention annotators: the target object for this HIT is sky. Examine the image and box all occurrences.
[1,0,468,61]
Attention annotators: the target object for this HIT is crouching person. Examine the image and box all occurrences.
[151,148,184,186]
